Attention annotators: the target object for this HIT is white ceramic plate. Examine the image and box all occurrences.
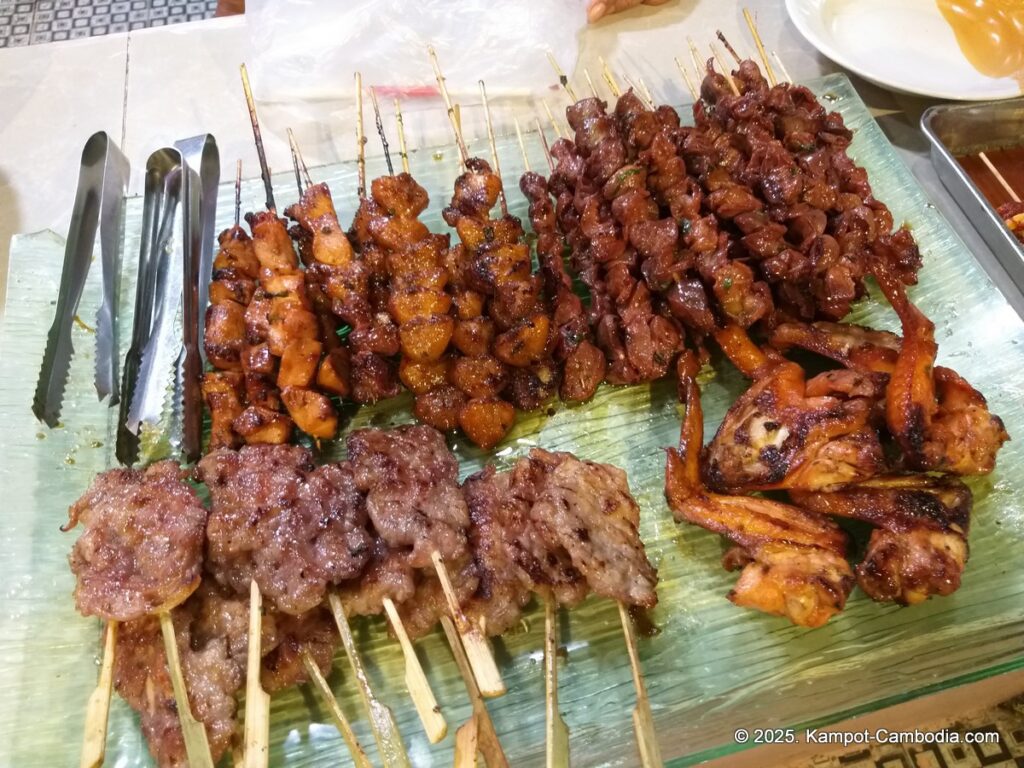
[786,0,1024,101]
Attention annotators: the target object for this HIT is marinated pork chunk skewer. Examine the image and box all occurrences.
[66,463,214,768]
[240,65,337,443]
[357,92,449,743]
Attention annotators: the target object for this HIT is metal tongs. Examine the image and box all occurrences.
[115,136,219,466]
[33,132,129,426]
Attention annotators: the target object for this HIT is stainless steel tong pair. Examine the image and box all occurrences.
[32,132,220,466]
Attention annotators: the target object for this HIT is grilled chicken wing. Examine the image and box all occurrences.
[706,326,885,493]
[666,371,854,627]
[792,474,971,605]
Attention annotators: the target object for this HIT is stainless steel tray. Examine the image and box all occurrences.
[922,98,1024,295]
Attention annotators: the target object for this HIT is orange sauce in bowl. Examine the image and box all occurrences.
[936,0,1024,88]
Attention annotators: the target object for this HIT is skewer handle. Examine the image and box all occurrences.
[431,551,506,698]
[743,8,777,86]
[544,600,570,768]
[441,617,510,768]
[328,593,412,768]
[158,610,215,768]
[300,650,373,768]
[243,581,270,768]
[618,603,663,768]
[79,620,117,768]
[382,597,448,743]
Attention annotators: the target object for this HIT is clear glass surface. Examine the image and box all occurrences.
[1,74,1022,767]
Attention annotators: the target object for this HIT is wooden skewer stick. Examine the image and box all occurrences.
[441,617,510,768]
[583,68,600,98]
[428,46,470,168]
[369,86,395,177]
[618,603,663,768]
[355,72,368,199]
[598,55,621,98]
[381,597,448,743]
[240,63,275,213]
[286,128,305,197]
[716,30,743,64]
[79,620,117,768]
[300,650,373,768]
[394,97,411,175]
[710,43,740,97]
[547,51,579,102]
[479,80,509,217]
[743,8,777,86]
[158,611,215,768]
[234,159,243,227]
[980,151,1022,202]
[431,551,506,698]
[771,51,794,84]
[544,599,570,768]
[687,37,704,81]
[535,119,556,173]
[243,581,270,768]
[637,76,656,109]
[327,593,412,768]
[675,56,698,101]
[541,99,564,140]
[513,116,531,173]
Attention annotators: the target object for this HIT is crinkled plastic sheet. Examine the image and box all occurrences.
[247,0,586,102]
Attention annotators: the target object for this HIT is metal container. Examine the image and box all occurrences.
[922,98,1024,291]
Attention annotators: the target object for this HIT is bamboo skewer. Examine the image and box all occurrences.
[428,46,470,169]
[533,129,662,767]
[619,604,663,768]
[243,581,270,768]
[541,99,565,140]
[431,551,506,698]
[159,611,215,768]
[234,159,243,226]
[301,650,373,768]
[328,594,411,768]
[356,72,368,198]
[513,116,530,173]
[369,87,394,177]
[547,51,578,102]
[710,43,740,96]
[394,98,411,175]
[980,151,1022,202]
[536,119,555,173]
[743,8,777,86]
[79,620,117,768]
[771,51,794,84]
[717,30,743,64]
[441,617,510,768]
[598,56,621,98]
[381,597,448,743]
[479,81,509,217]
[544,599,570,768]
[622,75,653,109]
[687,37,704,81]
[637,76,656,109]
[675,56,699,101]
[583,68,600,98]
[240,64,276,213]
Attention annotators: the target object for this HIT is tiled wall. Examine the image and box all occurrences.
[0,0,218,46]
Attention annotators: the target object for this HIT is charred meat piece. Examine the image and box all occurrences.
[792,474,971,605]
[347,425,469,567]
[113,584,248,768]
[666,375,854,628]
[197,444,372,615]
[66,461,206,622]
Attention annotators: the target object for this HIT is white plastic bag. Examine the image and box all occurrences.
[247,0,586,103]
